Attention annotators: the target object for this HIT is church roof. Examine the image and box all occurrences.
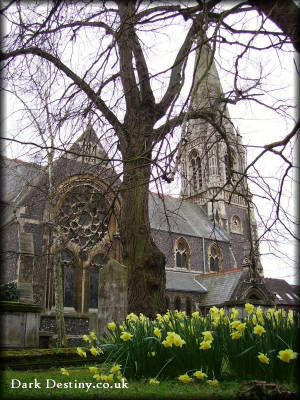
[149,192,230,242]
[195,268,247,306]
[264,278,299,307]
[1,157,43,204]
[166,270,207,293]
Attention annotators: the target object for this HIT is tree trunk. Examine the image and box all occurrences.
[120,145,166,317]
[53,251,68,347]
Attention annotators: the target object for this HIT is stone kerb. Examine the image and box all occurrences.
[98,259,127,334]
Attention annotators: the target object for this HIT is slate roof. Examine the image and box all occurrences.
[264,278,300,306]
[166,270,207,293]
[1,158,43,204]
[149,193,230,242]
[194,268,246,306]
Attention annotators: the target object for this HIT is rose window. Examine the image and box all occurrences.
[59,184,109,250]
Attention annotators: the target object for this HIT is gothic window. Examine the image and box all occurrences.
[208,154,218,177]
[174,296,181,311]
[89,253,105,309]
[231,215,243,234]
[175,238,189,269]
[208,244,222,272]
[89,267,99,309]
[189,150,202,193]
[59,184,109,253]
[186,297,192,316]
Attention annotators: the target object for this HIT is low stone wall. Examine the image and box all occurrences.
[0,301,42,349]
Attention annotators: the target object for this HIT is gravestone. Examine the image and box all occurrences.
[98,259,127,334]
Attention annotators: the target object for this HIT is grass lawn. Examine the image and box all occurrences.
[1,367,299,400]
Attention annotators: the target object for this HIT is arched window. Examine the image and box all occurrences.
[61,249,75,308]
[89,253,105,309]
[208,154,218,177]
[208,244,222,272]
[89,267,99,309]
[189,150,202,193]
[231,215,242,234]
[174,296,181,311]
[186,297,192,316]
[175,238,190,269]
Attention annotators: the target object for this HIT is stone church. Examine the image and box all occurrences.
[1,44,275,342]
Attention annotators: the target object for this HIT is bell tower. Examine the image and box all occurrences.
[180,40,262,274]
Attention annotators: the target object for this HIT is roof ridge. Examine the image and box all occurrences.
[196,267,246,278]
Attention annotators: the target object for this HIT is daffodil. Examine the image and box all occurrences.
[104,374,114,383]
[193,370,207,380]
[107,322,116,330]
[153,328,161,339]
[156,313,163,322]
[278,349,298,363]
[207,379,219,386]
[83,334,90,342]
[245,303,255,314]
[236,323,246,333]
[90,346,102,356]
[230,331,242,340]
[230,320,241,329]
[110,364,121,374]
[230,308,239,319]
[192,311,200,319]
[77,347,87,358]
[253,325,266,336]
[257,353,269,364]
[173,334,186,347]
[162,339,172,348]
[60,368,69,376]
[93,374,102,381]
[202,331,213,341]
[178,374,193,383]
[126,313,138,322]
[90,331,97,340]
[200,340,212,350]
[149,378,160,384]
[89,366,99,374]
[256,306,263,318]
[120,331,133,341]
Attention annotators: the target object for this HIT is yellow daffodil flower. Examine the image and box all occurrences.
[178,374,193,383]
[230,308,239,319]
[230,320,241,329]
[192,311,200,319]
[120,331,133,341]
[110,364,121,374]
[230,331,242,340]
[245,303,255,314]
[207,379,219,386]
[90,331,97,340]
[278,349,298,363]
[257,353,269,364]
[83,334,90,342]
[253,325,266,336]
[153,328,161,339]
[90,346,103,356]
[126,313,138,322]
[236,323,246,333]
[202,331,213,341]
[60,368,69,376]
[173,334,186,347]
[200,340,212,350]
[76,347,87,358]
[162,339,172,348]
[193,370,207,380]
[107,322,116,330]
[89,366,99,374]
[149,378,160,384]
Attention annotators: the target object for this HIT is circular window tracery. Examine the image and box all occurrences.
[59,184,109,250]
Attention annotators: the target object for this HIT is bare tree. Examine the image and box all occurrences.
[1,1,298,318]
